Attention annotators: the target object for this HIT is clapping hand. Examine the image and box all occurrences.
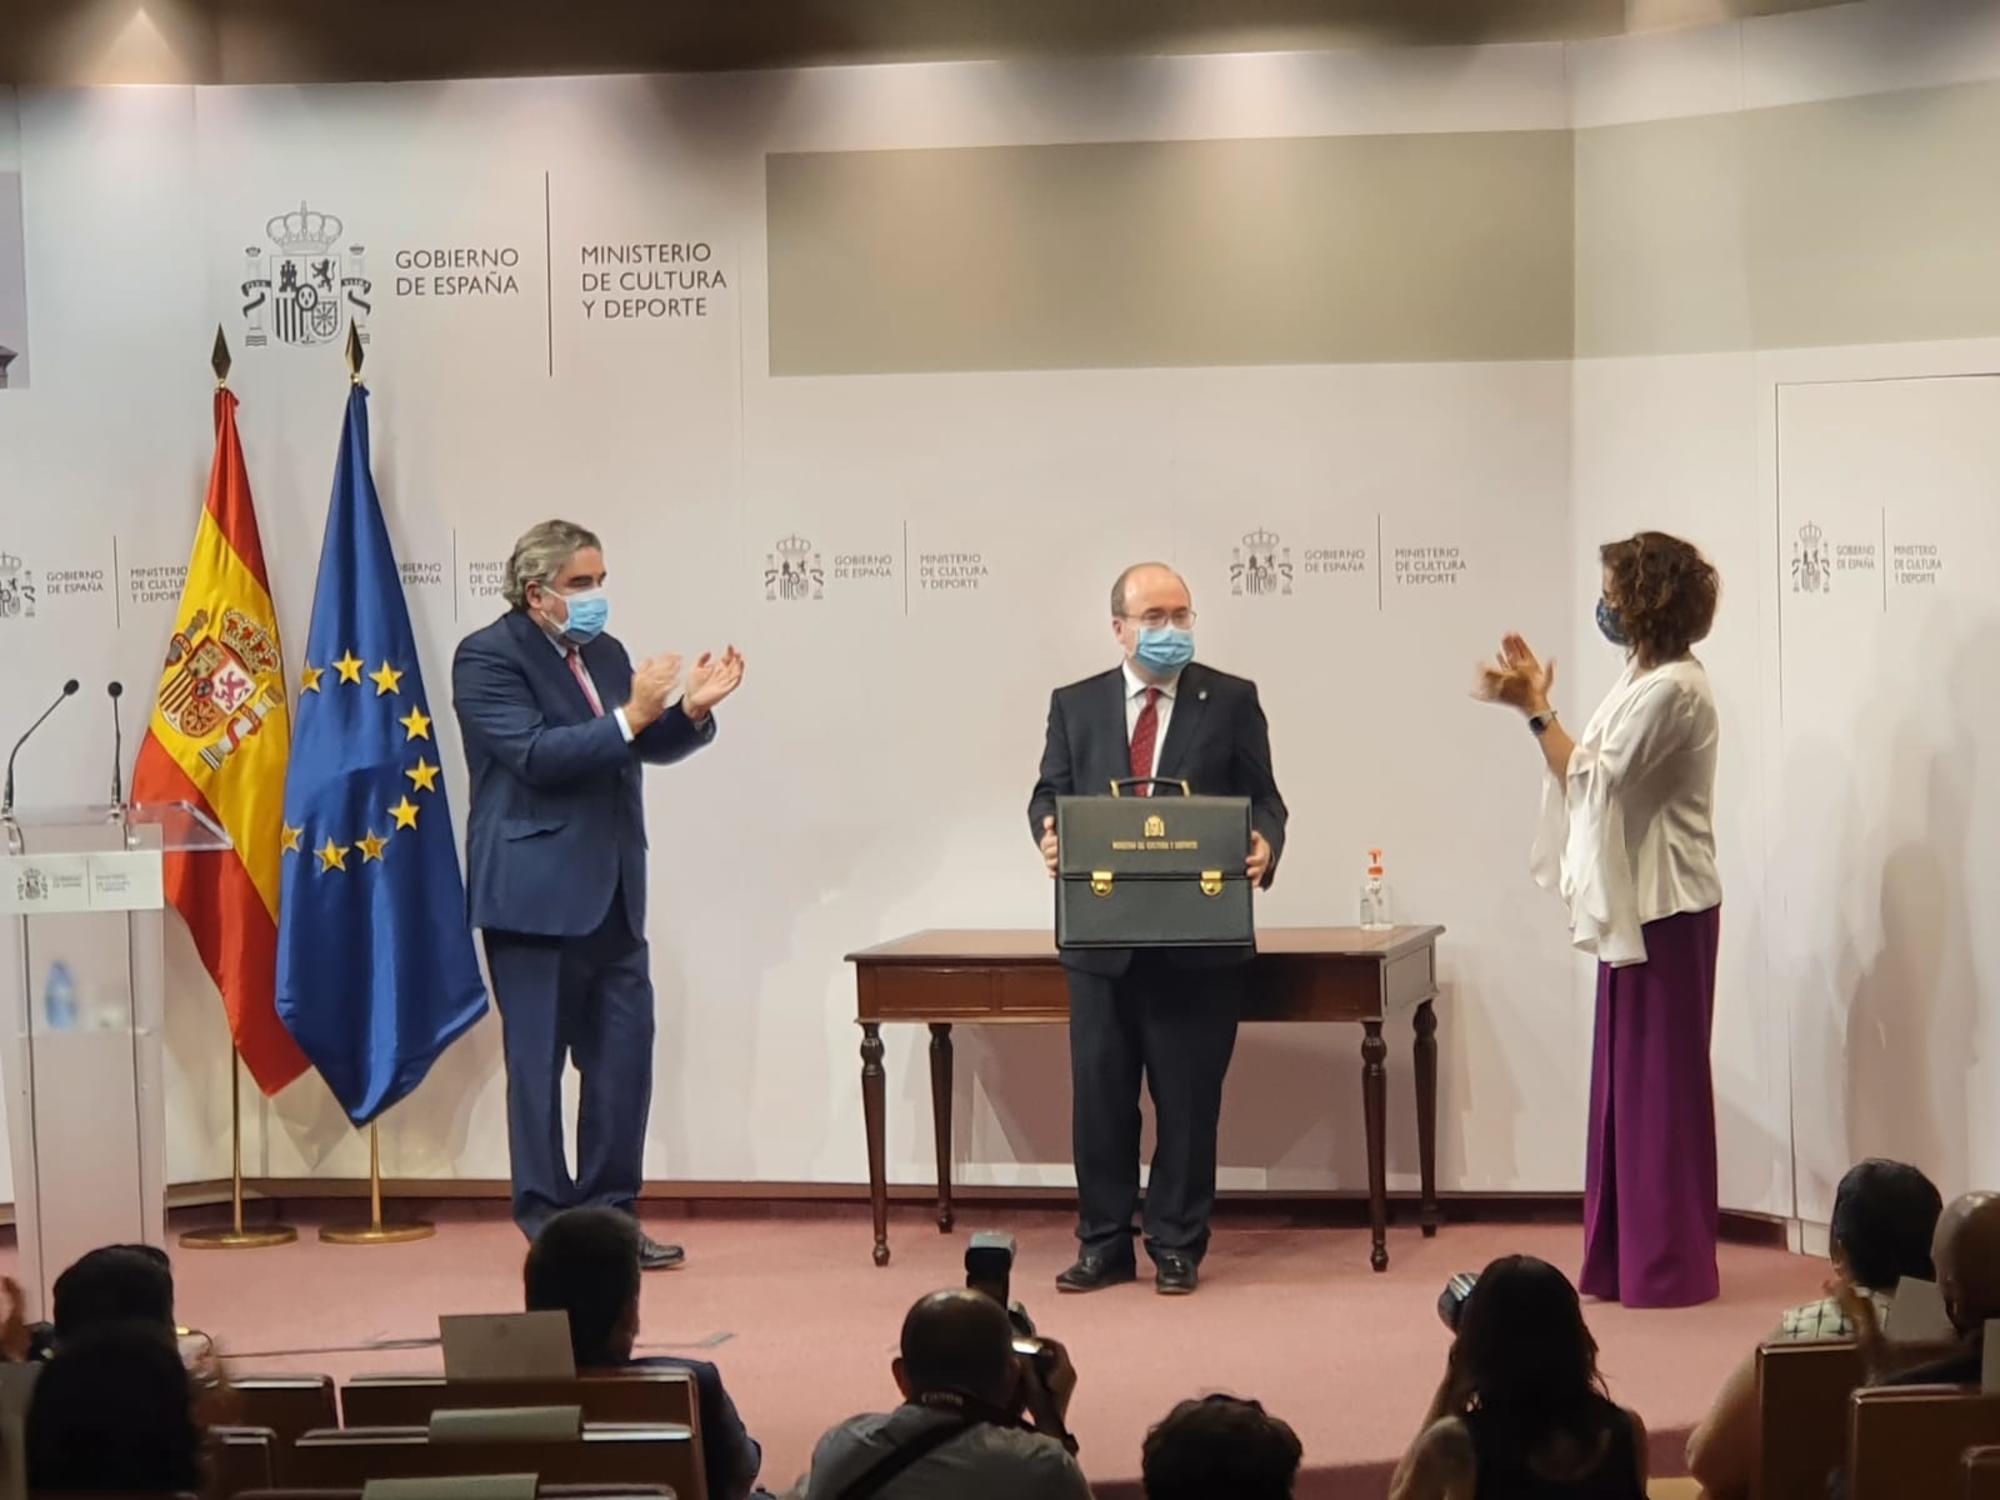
[683,645,745,719]
[1474,633,1556,716]
[625,652,683,730]
[0,1277,28,1363]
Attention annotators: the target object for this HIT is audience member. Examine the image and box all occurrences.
[1143,1393,1301,1500]
[1390,1255,1646,1500]
[1851,1189,2000,1386]
[524,1207,764,1500]
[1686,1158,1942,1499]
[49,1243,176,1348]
[787,1288,1088,1500]
[26,1321,203,1494]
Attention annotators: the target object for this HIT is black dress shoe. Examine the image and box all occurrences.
[1154,1251,1198,1295]
[1055,1250,1137,1293]
[639,1235,686,1271]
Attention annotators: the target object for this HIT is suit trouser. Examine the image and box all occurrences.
[1066,951,1242,1263]
[482,899,655,1237]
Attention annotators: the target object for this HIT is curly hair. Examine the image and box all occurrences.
[1600,531,1718,662]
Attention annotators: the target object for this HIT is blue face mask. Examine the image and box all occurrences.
[556,586,609,645]
[1595,597,1627,647]
[1134,625,1195,674]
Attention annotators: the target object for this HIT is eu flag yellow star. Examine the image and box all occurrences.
[399,705,432,741]
[300,665,323,694]
[356,829,389,863]
[280,823,303,853]
[406,756,441,793]
[370,661,405,696]
[333,651,365,684]
[315,837,351,873]
[388,796,420,830]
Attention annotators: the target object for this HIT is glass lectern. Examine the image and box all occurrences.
[0,801,229,1315]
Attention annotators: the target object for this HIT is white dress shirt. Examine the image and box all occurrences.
[1122,659,1181,782]
[1530,657,1721,968]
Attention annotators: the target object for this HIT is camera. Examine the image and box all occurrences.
[967,1232,1059,1379]
[1438,1271,1479,1331]
[966,1231,1038,1338]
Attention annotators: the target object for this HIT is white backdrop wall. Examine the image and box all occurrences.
[2,0,1996,1223]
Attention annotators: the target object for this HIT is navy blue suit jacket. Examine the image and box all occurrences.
[624,1354,763,1500]
[452,609,715,938]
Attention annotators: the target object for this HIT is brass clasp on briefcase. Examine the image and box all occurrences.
[1091,871,1115,897]
[1199,871,1223,897]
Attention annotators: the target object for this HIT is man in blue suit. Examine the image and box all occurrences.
[453,520,745,1268]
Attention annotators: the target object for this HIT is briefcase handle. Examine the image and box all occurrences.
[1108,777,1192,798]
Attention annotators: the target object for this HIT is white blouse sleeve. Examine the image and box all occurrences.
[1530,675,1696,968]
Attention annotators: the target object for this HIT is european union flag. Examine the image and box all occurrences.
[276,384,488,1125]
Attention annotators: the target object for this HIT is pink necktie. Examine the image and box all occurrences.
[566,648,605,718]
[1129,687,1161,795]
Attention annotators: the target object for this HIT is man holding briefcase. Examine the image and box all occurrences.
[1028,562,1287,1296]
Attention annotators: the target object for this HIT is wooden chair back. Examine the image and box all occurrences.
[208,1425,278,1500]
[1966,1445,2000,1499]
[230,1374,340,1482]
[340,1375,696,1436]
[1850,1386,2000,1500]
[287,1424,695,1500]
[1755,1340,1865,1500]
[234,1488,672,1500]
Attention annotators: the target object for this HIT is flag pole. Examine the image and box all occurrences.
[319,1120,433,1245]
[314,325,434,1247]
[180,330,298,1253]
[179,1048,298,1250]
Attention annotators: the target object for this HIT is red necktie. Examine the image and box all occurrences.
[1129,686,1161,795]
[566,648,605,718]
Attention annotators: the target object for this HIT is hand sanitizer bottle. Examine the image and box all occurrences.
[1359,849,1394,931]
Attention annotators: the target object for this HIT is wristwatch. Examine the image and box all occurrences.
[1527,709,1558,737]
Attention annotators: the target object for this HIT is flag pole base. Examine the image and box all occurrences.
[318,1120,433,1244]
[180,1047,300,1250]
[318,1221,434,1246]
[181,1224,299,1250]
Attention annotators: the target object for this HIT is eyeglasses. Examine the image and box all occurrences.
[1121,609,1197,630]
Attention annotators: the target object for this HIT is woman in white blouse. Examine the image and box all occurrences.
[1477,531,1723,1308]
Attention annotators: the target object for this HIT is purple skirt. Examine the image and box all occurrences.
[1579,904,1721,1309]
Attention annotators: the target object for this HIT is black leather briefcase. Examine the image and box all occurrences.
[1055,780,1253,950]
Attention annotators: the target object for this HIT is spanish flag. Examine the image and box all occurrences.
[130,387,312,1095]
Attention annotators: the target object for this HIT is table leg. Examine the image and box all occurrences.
[1414,999,1439,1237]
[929,1023,955,1233]
[1363,1020,1388,1272]
[861,1023,889,1266]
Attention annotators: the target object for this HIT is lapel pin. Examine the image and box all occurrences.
[1199,690,1209,701]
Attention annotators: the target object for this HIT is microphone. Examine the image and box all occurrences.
[2,679,80,819]
[108,681,126,813]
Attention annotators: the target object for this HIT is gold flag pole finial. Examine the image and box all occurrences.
[344,322,364,386]
[211,326,232,390]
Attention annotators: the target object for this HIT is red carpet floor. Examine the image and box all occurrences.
[20,1202,1824,1498]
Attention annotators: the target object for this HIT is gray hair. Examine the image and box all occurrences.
[1111,561,1187,618]
[503,520,602,609]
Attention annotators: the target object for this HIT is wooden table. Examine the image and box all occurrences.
[846,926,1443,1271]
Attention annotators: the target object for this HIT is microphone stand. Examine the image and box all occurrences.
[107,680,127,835]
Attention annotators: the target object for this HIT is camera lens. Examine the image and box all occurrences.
[1437,1272,1479,1331]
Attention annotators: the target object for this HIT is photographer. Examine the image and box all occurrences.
[785,1289,1087,1500]
[1391,1256,1647,1500]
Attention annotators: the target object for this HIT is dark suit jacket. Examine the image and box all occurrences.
[621,1353,764,1500]
[1027,661,1287,976]
[451,609,714,938]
